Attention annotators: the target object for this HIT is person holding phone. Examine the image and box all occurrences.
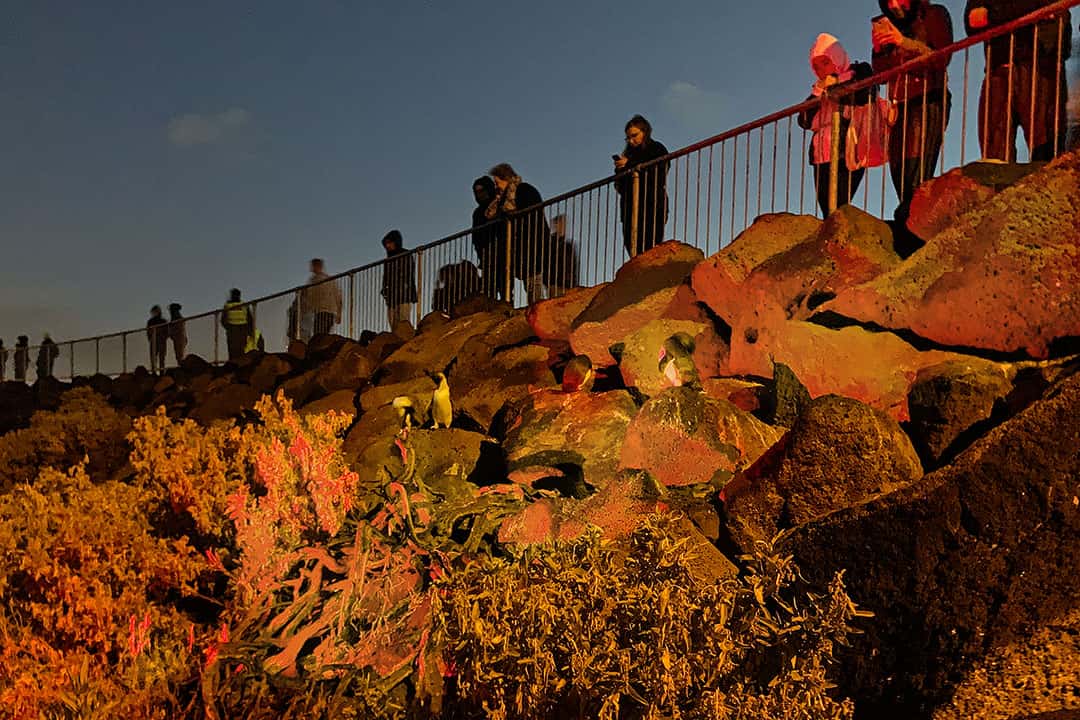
[613,115,669,256]
[872,0,954,225]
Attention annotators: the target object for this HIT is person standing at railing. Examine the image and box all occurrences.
[146,305,169,374]
[872,0,954,224]
[36,334,58,381]
[798,34,876,216]
[485,163,549,305]
[471,176,509,302]
[545,214,580,297]
[0,339,7,381]
[221,288,254,361]
[13,336,29,382]
[167,303,187,365]
[300,258,343,337]
[966,0,1073,161]
[381,230,418,330]
[614,115,669,256]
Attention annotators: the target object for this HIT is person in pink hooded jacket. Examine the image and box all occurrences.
[797,33,875,217]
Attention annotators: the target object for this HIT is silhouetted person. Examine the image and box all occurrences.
[0,339,6,381]
[381,230,418,330]
[36,334,58,380]
[146,305,168,374]
[433,260,483,315]
[301,258,343,337]
[798,34,875,216]
[545,214,580,298]
[966,0,1072,161]
[873,0,954,224]
[615,115,670,256]
[168,303,187,365]
[471,176,509,301]
[485,163,548,304]
[221,288,254,361]
[14,336,29,382]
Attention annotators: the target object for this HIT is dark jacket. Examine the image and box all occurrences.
[964,0,1072,69]
[381,247,419,306]
[147,316,168,347]
[615,139,670,209]
[873,0,954,102]
[489,181,550,280]
[36,339,58,377]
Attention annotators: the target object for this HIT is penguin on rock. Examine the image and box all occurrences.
[429,371,453,428]
[392,395,420,430]
[658,332,700,390]
[561,354,595,393]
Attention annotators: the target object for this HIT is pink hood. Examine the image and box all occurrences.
[809,33,854,93]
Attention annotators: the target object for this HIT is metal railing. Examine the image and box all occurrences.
[7,0,1076,385]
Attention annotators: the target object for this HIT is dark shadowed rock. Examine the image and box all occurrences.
[0,381,35,435]
[312,341,376,394]
[499,389,639,491]
[906,359,1014,468]
[189,383,262,425]
[454,345,555,431]
[109,372,155,409]
[570,242,705,364]
[365,332,406,363]
[760,362,812,428]
[180,353,211,376]
[526,284,606,342]
[280,368,319,407]
[300,389,358,419]
[702,378,764,413]
[619,386,782,488]
[417,311,450,335]
[342,404,402,478]
[306,333,350,362]
[359,376,436,419]
[403,428,507,491]
[247,354,295,395]
[823,150,1080,358]
[779,370,1080,717]
[450,295,513,320]
[723,394,922,550]
[286,340,307,361]
[376,312,507,385]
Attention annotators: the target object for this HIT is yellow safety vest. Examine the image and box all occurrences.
[224,302,248,325]
[244,329,263,353]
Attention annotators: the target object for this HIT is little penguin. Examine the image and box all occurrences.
[561,354,595,393]
[429,371,453,428]
[658,332,700,390]
[392,395,419,429]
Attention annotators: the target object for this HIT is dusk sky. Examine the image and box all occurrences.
[2,0,1074,347]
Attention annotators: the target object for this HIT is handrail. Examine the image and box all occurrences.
[31,0,1080,371]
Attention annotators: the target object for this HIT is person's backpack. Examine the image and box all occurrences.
[845,95,894,171]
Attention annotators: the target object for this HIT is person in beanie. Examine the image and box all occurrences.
[872,0,954,224]
[168,303,187,365]
[797,33,875,217]
[36,333,59,380]
[380,231,418,330]
[221,288,253,361]
[965,0,1072,161]
[300,258,343,337]
[614,115,669,256]
[14,336,29,382]
[146,305,169,373]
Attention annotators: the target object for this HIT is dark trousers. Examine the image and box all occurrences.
[225,325,248,360]
[313,311,335,337]
[813,163,865,218]
[621,201,667,256]
[477,245,509,301]
[979,62,1069,162]
[890,95,949,224]
[149,339,167,373]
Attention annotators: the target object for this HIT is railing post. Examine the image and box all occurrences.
[68,342,74,380]
[503,219,513,304]
[95,338,100,375]
[828,108,841,215]
[348,273,355,338]
[415,249,424,327]
[629,170,641,257]
[122,333,128,374]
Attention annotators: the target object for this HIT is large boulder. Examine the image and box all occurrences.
[342,404,403,478]
[247,354,294,395]
[905,165,996,243]
[569,242,705,364]
[906,359,1014,468]
[498,389,639,491]
[0,381,35,435]
[312,340,376,394]
[526,284,606,342]
[454,345,556,432]
[618,387,783,488]
[299,389,358,419]
[376,312,507,385]
[189,383,262,425]
[723,394,923,550]
[614,318,710,398]
[822,150,1080,358]
[359,376,436,419]
[403,428,507,491]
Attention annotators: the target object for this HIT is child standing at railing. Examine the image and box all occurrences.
[798,34,876,217]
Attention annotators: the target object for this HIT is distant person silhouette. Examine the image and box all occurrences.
[36,334,58,380]
[965,0,1073,161]
[545,214,580,298]
[614,115,670,256]
[0,339,7,381]
[168,303,187,365]
[485,163,548,305]
[221,288,254,361]
[872,0,954,225]
[146,305,169,374]
[381,230,418,330]
[798,34,875,217]
[13,336,29,382]
[471,176,509,301]
[301,258,343,337]
[433,260,483,315]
